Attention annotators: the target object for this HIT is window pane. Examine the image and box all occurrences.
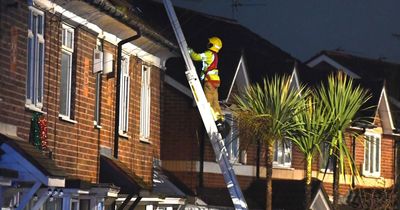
[62,29,66,46]
[71,201,79,210]
[38,15,43,35]
[284,141,291,164]
[38,42,44,104]
[32,15,37,34]
[365,138,369,173]
[375,137,380,173]
[60,52,71,116]
[80,199,90,210]
[94,73,101,124]
[124,77,129,131]
[27,37,33,100]
[274,140,278,162]
[28,11,32,30]
[67,30,73,49]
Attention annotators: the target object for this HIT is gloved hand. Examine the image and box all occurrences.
[200,71,205,80]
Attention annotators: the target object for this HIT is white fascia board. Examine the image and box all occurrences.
[290,65,300,90]
[379,88,395,132]
[47,177,65,187]
[225,55,243,102]
[158,198,186,205]
[0,179,13,186]
[33,0,164,68]
[310,190,330,210]
[225,55,251,103]
[307,54,361,79]
[0,144,48,185]
[164,75,193,99]
[0,144,65,187]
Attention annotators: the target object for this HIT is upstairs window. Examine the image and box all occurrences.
[26,7,45,110]
[363,133,381,177]
[93,39,103,127]
[140,65,151,141]
[59,24,74,119]
[273,139,292,167]
[320,142,334,172]
[224,113,239,163]
[119,56,130,134]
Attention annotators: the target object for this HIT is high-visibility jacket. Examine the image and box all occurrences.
[189,49,220,88]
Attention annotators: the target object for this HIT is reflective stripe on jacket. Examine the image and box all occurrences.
[189,49,220,84]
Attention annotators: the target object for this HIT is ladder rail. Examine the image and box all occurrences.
[162,1,248,209]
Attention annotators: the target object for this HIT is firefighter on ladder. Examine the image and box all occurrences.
[188,36,230,138]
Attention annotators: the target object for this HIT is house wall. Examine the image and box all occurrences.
[161,79,396,199]
[0,0,161,185]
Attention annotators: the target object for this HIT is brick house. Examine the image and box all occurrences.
[142,1,334,209]
[156,4,399,210]
[305,51,400,207]
[0,0,180,209]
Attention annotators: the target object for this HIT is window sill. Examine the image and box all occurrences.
[273,165,294,170]
[93,121,102,129]
[362,174,381,179]
[230,161,243,166]
[25,104,46,114]
[319,169,334,174]
[119,132,130,139]
[59,115,77,124]
[140,138,151,144]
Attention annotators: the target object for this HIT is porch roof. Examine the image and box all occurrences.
[99,155,151,195]
[0,133,66,187]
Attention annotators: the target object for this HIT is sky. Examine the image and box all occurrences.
[170,0,400,63]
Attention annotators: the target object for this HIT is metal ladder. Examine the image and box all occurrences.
[162,1,248,209]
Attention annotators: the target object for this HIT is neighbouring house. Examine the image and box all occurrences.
[133,2,399,209]
[304,50,400,207]
[0,0,189,209]
[124,1,333,209]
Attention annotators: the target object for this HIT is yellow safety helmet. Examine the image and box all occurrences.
[208,36,222,53]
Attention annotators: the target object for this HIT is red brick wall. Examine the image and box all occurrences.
[0,1,31,137]
[161,84,202,161]
[0,2,160,185]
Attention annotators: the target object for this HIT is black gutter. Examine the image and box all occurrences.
[85,0,177,52]
[114,31,141,158]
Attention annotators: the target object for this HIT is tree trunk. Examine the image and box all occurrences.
[332,151,339,210]
[265,143,274,210]
[305,155,312,210]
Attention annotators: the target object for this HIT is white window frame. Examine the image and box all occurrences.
[70,198,79,210]
[223,112,240,163]
[94,39,103,127]
[140,65,151,141]
[363,132,381,177]
[273,139,292,167]
[59,23,74,120]
[26,6,45,110]
[119,55,130,134]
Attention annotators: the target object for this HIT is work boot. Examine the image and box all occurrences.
[216,119,224,134]
[215,119,231,139]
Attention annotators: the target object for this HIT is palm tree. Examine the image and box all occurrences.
[315,72,371,210]
[291,94,335,209]
[233,75,309,210]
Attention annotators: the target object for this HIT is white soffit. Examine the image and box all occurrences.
[378,88,395,133]
[34,0,168,68]
[307,54,361,79]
